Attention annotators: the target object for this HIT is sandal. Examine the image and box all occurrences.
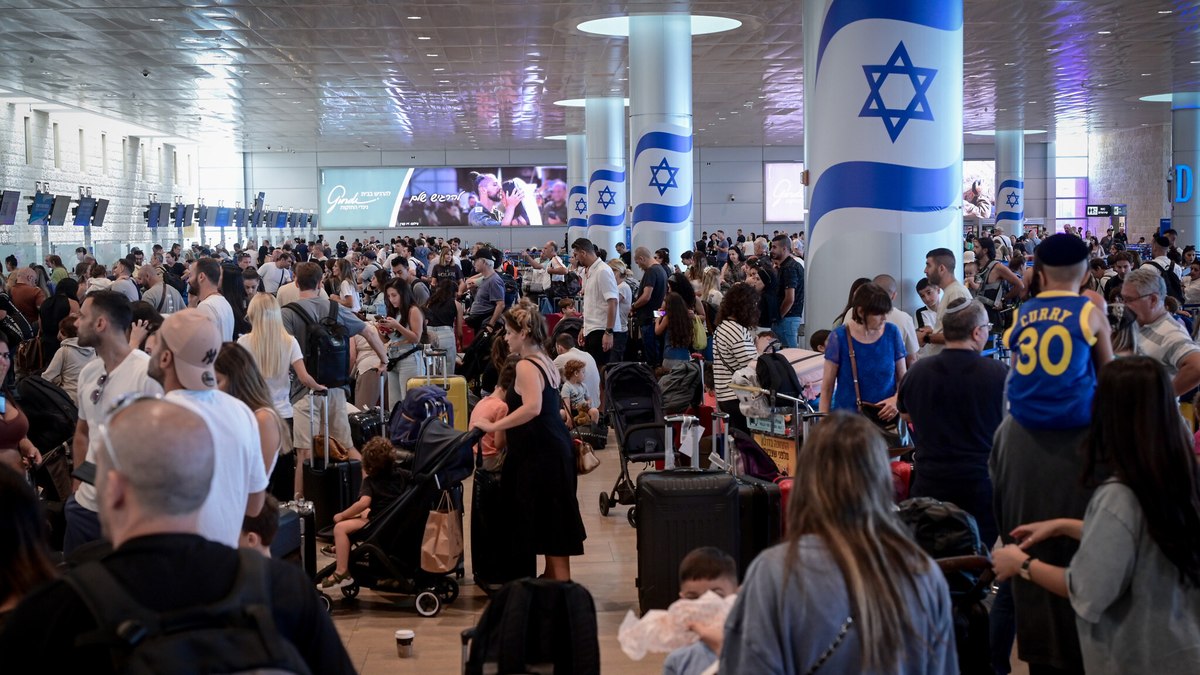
[320,545,336,556]
[318,571,354,590]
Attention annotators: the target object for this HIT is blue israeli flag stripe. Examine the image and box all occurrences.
[568,184,587,230]
[634,131,692,161]
[815,0,963,81]
[588,166,626,229]
[633,199,694,225]
[995,179,1025,223]
[809,162,958,235]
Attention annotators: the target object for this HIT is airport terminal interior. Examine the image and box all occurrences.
[2,1,1200,674]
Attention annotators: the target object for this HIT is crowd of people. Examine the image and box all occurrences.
[0,221,1198,673]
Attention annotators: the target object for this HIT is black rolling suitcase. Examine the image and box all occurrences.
[715,412,785,579]
[635,414,740,613]
[275,499,317,579]
[349,372,387,448]
[302,391,363,532]
[470,439,534,590]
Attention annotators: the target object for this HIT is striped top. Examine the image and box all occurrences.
[714,320,757,403]
[1136,312,1200,379]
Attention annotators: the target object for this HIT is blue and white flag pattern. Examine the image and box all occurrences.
[631,123,693,246]
[568,183,588,242]
[995,179,1024,225]
[588,164,626,230]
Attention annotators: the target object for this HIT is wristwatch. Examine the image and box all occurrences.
[604,328,613,335]
[1019,556,1036,581]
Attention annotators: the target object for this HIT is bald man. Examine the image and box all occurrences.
[0,398,355,673]
[137,264,185,314]
[842,273,920,367]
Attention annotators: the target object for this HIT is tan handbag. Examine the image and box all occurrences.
[420,491,464,574]
[575,438,600,475]
[312,434,350,463]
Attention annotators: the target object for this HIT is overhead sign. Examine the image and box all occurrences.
[1085,204,1112,217]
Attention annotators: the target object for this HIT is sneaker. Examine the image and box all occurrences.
[318,571,354,590]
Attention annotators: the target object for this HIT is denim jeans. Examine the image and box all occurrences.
[640,322,661,367]
[772,316,802,349]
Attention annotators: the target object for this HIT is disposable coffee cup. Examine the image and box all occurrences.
[395,629,415,658]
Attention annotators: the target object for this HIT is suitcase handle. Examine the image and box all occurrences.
[309,390,331,466]
[663,414,699,470]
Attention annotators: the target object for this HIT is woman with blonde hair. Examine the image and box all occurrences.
[237,292,326,427]
[700,265,724,307]
[715,412,956,673]
[329,258,361,312]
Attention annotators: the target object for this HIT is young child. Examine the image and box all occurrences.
[240,493,281,558]
[470,355,517,471]
[558,298,581,319]
[561,359,599,425]
[319,437,406,589]
[754,330,780,354]
[664,547,739,675]
[808,329,830,353]
[1003,233,1113,430]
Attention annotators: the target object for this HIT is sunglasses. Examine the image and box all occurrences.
[90,373,109,405]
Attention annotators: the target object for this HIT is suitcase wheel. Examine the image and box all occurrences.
[318,593,332,614]
[627,507,637,529]
[598,491,611,517]
[415,589,442,617]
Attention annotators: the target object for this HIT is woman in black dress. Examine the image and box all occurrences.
[472,300,586,581]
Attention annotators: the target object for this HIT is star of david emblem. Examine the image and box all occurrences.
[648,157,680,196]
[859,41,937,143]
[574,197,587,214]
[202,348,217,365]
[597,186,617,210]
[1005,192,1020,208]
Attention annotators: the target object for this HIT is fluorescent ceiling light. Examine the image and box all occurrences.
[578,15,742,37]
[966,130,1047,136]
[553,98,630,107]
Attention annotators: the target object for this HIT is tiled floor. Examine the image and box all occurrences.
[327,441,1030,675]
[328,445,665,675]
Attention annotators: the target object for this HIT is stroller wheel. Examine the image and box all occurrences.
[318,593,332,614]
[415,589,442,617]
[437,579,460,604]
[627,507,638,529]
[341,582,360,599]
[598,492,611,516]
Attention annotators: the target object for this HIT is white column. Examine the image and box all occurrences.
[1173,101,1200,250]
[995,130,1025,237]
[585,97,626,257]
[803,0,963,323]
[567,133,589,244]
[629,14,693,263]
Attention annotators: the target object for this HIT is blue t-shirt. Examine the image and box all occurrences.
[1002,291,1098,430]
[825,323,906,412]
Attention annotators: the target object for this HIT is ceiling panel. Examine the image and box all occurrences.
[0,0,1195,151]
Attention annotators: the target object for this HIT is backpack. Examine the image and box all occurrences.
[755,352,806,400]
[464,578,599,675]
[498,272,520,308]
[63,549,311,675]
[157,265,187,299]
[16,375,77,451]
[284,299,351,388]
[1147,261,1185,303]
[658,360,702,414]
[389,385,453,449]
[897,497,986,598]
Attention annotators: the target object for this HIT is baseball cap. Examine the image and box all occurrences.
[473,247,497,261]
[962,250,976,264]
[157,309,221,390]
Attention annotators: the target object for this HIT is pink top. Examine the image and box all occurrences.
[470,396,509,457]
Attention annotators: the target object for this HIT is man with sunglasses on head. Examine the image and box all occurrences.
[66,291,163,556]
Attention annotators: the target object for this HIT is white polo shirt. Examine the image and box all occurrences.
[582,257,619,335]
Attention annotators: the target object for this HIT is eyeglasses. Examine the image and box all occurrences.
[1120,293,1151,303]
[976,322,994,332]
[90,373,109,405]
[93,393,171,475]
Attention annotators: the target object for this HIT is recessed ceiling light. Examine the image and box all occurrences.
[1027,100,1037,104]
[1097,30,1111,35]
[438,80,450,83]
[1158,9,1173,14]
[258,82,269,85]
[1004,62,1016,66]
[417,36,431,40]
[426,53,437,57]
[718,117,726,120]
[433,67,445,71]
[527,51,540,57]
[1142,73,1152,76]
[577,15,741,37]
[407,16,422,20]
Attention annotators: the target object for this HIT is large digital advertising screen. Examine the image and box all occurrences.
[963,160,995,218]
[764,162,806,223]
[319,165,568,229]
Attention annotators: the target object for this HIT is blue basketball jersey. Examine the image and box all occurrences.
[1002,291,1098,429]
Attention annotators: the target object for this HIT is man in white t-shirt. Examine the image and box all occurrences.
[66,290,164,555]
[193,258,234,341]
[917,248,973,356]
[257,251,294,295]
[147,309,268,548]
[572,237,619,370]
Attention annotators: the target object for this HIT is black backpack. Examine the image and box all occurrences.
[498,272,520,308]
[157,265,187,299]
[897,497,986,598]
[16,376,77,451]
[464,578,599,675]
[1147,261,1185,303]
[754,352,809,401]
[63,549,311,675]
[285,299,351,388]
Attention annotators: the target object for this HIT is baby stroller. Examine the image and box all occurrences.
[598,362,667,526]
[313,416,482,617]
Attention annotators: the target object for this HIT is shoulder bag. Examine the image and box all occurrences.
[846,328,911,450]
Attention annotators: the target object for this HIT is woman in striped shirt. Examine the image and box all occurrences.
[713,282,762,433]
